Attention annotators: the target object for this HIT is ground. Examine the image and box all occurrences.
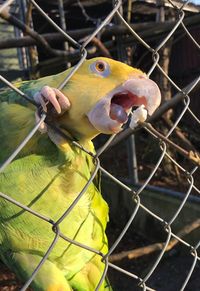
[107,223,200,291]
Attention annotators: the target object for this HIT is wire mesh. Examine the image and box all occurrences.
[0,0,200,290]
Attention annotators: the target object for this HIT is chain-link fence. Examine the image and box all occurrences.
[0,0,200,290]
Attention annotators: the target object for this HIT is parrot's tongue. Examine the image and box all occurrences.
[110,103,128,123]
[109,91,147,123]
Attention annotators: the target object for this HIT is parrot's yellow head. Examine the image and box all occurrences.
[58,57,161,140]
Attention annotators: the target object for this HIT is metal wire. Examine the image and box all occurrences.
[0,0,200,290]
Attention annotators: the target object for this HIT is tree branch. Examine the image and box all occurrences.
[91,37,112,58]
[109,218,200,263]
[0,7,69,57]
[144,122,200,167]
[0,14,200,50]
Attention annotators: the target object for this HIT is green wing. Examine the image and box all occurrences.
[0,104,109,291]
[0,72,110,290]
[0,69,70,106]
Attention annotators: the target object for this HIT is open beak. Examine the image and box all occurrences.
[87,76,161,134]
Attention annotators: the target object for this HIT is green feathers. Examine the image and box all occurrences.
[0,98,109,290]
[0,129,109,290]
[0,57,146,290]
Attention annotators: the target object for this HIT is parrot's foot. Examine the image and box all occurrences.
[129,105,148,129]
[34,86,70,133]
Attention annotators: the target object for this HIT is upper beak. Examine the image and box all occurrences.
[110,76,161,117]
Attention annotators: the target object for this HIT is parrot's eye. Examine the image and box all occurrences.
[95,61,105,72]
[90,60,110,77]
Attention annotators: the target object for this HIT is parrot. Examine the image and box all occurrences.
[0,57,161,291]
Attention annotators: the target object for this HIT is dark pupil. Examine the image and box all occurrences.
[97,63,104,71]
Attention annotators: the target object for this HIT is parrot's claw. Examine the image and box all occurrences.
[129,105,148,129]
[34,86,70,114]
[33,85,71,133]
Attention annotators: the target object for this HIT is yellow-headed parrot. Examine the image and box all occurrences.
[0,57,161,290]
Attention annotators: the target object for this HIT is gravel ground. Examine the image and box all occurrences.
[108,251,200,291]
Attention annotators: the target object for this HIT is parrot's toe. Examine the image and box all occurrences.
[34,86,71,114]
[33,86,71,133]
[53,87,71,113]
[34,90,48,112]
[35,111,47,133]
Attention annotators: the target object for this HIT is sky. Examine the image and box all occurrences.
[191,0,200,4]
